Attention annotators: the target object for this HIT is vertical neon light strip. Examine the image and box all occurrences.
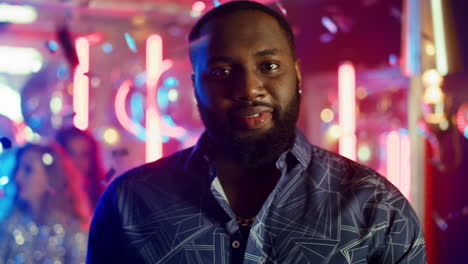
[338,62,356,161]
[400,133,412,201]
[401,0,421,76]
[73,37,90,130]
[145,35,163,162]
[431,0,448,75]
[386,131,412,201]
[387,131,401,189]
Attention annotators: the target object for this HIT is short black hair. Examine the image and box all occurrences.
[188,0,296,56]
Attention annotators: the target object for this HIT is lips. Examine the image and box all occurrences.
[231,106,273,130]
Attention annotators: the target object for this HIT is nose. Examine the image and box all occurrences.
[232,70,266,101]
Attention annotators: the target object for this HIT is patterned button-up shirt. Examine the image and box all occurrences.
[87,130,426,263]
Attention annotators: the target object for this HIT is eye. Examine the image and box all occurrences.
[209,68,232,80]
[260,62,279,72]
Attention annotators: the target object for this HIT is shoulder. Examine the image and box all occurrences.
[109,146,196,189]
[306,144,408,208]
[97,147,200,209]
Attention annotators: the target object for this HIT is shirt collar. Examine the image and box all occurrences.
[190,128,312,174]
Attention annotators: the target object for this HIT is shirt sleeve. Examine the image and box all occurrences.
[367,194,427,263]
[86,181,125,264]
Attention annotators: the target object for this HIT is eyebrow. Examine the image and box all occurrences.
[254,48,282,57]
[207,48,283,64]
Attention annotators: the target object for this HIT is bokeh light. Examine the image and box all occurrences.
[422,69,443,87]
[192,1,206,12]
[168,89,179,102]
[103,127,120,145]
[41,153,54,166]
[0,176,9,186]
[50,95,63,114]
[356,86,368,100]
[320,108,334,123]
[357,144,372,162]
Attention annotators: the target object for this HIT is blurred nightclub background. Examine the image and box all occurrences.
[0,0,467,263]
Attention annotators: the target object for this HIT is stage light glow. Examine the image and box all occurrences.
[192,1,206,12]
[357,144,371,162]
[0,176,8,186]
[103,127,120,145]
[0,83,23,122]
[430,0,448,75]
[168,89,179,102]
[73,37,90,130]
[41,153,54,166]
[338,62,356,161]
[0,47,43,75]
[0,4,37,24]
[320,108,334,123]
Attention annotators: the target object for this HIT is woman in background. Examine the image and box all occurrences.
[56,127,106,208]
[0,143,92,263]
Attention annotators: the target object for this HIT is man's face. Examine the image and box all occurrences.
[191,10,302,166]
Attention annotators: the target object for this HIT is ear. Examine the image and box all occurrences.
[295,59,302,87]
[191,73,200,105]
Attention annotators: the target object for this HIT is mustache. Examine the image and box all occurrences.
[228,101,278,113]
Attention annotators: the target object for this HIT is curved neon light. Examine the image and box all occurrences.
[114,79,186,141]
[115,79,146,139]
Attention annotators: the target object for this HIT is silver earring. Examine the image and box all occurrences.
[298,89,303,94]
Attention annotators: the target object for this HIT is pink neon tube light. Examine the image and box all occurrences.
[73,37,90,130]
[338,62,356,161]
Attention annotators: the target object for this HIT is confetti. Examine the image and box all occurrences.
[124,33,138,53]
[104,168,116,182]
[45,40,59,53]
[275,2,287,16]
[213,0,221,7]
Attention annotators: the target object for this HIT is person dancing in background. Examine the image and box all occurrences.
[0,143,92,263]
[56,127,106,208]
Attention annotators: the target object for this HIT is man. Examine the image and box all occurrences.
[87,1,426,263]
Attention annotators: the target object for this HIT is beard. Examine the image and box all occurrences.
[197,84,301,168]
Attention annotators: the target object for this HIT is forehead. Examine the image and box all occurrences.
[193,10,292,61]
[19,150,42,165]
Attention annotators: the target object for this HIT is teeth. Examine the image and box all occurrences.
[247,113,260,118]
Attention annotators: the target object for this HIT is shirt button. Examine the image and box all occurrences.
[232,240,240,249]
